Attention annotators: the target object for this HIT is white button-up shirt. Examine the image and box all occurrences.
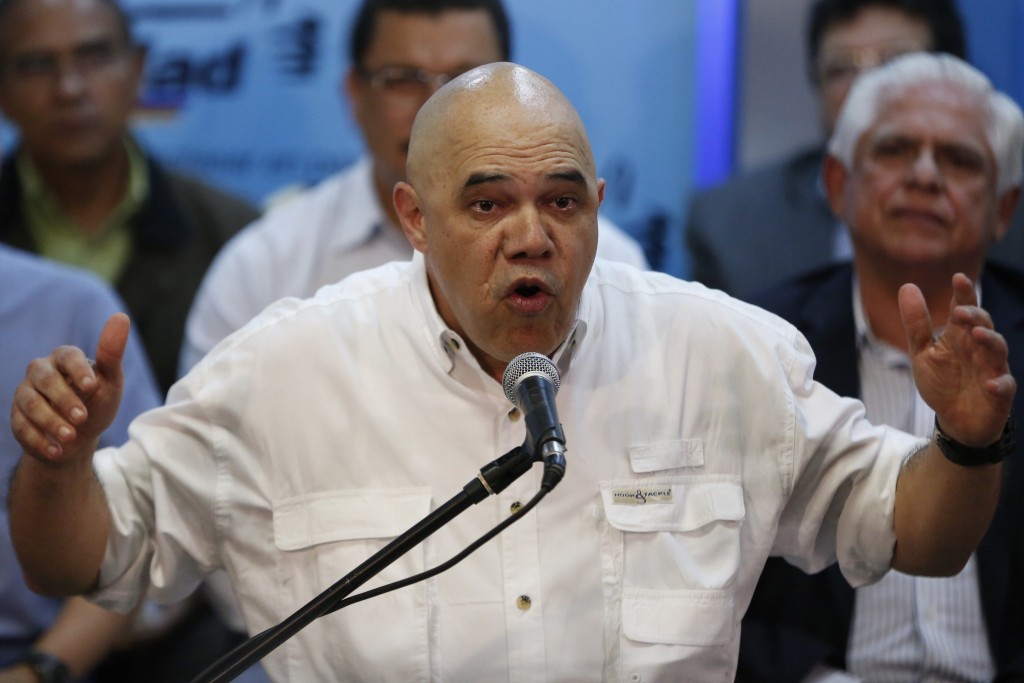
[179,158,650,374]
[95,255,918,682]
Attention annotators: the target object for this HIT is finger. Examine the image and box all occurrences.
[10,384,76,460]
[951,304,995,331]
[968,326,1011,367]
[985,374,1017,401]
[51,344,100,395]
[950,272,978,306]
[24,356,89,427]
[95,313,129,385]
[898,283,934,355]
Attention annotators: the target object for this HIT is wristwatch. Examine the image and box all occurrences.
[24,651,71,683]
[934,416,1016,467]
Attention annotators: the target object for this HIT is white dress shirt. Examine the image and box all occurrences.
[95,256,918,682]
[179,157,650,374]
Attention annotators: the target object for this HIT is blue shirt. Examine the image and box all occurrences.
[0,244,160,667]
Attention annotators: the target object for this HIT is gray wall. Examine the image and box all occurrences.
[738,0,820,171]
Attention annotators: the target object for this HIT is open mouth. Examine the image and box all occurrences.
[515,284,542,298]
[506,278,553,313]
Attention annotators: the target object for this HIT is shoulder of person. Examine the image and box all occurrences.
[748,262,852,316]
[691,145,825,208]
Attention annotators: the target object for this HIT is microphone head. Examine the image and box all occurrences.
[502,352,560,407]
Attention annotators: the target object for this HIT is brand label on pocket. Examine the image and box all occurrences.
[610,487,674,505]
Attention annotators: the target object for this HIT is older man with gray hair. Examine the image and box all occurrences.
[742,52,1024,682]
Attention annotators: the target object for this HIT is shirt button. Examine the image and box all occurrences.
[516,595,532,611]
[630,674,642,682]
[510,501,523,514]
[507,407,521,421]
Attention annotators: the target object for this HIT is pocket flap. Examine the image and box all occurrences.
[273,487,432,550]
[622,587,735,646]
[600,478,744,532]
[628,439,704,472]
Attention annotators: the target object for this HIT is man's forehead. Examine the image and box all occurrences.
[459,166,588,189]
[2,0,121,47]
[872,86,987,137]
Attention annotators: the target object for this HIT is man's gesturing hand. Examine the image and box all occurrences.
[900,273,1016,447]
[10,313,130,464]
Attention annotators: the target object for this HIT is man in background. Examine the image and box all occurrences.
[179,0,648,374]
[0,0,258,395]
[740,52,1024,681]
[684,0,981,299]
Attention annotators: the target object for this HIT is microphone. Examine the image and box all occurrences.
[502,352,567,491]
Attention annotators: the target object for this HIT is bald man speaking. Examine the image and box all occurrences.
[9,63,1015,681]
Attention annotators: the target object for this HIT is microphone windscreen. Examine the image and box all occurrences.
[501,352,560,407]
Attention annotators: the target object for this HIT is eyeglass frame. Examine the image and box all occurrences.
[0,37,138,88]
[813,41,929,88]
[357,64,468,98]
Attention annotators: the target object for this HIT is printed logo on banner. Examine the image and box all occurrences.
[129,3,327,116]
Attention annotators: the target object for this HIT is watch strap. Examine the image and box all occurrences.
[25,651,71,683]
[934,416,1016,467]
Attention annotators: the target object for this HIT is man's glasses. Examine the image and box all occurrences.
[359,65,467,99]
[815,42,928,88]
[2,40,133,88]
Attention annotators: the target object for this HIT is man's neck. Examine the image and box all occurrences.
[29,144,132,236]
[371,163,403,230]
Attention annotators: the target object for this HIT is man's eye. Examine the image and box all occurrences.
[11,54,56,77]
[383,74,421,90]
[553,197,576,210]
[942,149,984,171]
[473,199,496,212]
[77,43,119,69]
[874,140,911,158]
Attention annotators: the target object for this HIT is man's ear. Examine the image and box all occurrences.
[128,44,148,100]
[992,185,1021,243]
[394,181,427,252]
[822,154,849,220]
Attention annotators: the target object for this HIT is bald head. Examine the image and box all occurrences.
[407,62,595,188]
[392,61,603,382]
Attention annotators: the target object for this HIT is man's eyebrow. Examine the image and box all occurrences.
[548,169,586,185]
[463,172,509,189]
[462,169,587,190]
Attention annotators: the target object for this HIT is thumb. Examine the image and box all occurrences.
[898,283,934,355]
[95,312,130,382]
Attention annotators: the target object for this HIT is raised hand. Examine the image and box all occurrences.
[10,313,129,464]
[899,273,1016,447]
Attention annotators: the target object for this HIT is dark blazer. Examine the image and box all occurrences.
[684,147,839,299]
[737,262,1024,682]
[684,146,1024,299]
[0,149,259,395]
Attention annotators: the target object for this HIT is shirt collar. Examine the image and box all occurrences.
[18,136,148,231]
[352,157,401,249]
[408,251,587,390]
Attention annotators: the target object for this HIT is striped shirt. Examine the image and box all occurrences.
[844,282,995,682]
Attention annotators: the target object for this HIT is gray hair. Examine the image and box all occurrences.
[827,52,1024,193]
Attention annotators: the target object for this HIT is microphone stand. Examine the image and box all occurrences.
[192,444,545,683]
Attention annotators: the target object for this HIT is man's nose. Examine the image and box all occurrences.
[908,149,942,188]
[507,207,554,259]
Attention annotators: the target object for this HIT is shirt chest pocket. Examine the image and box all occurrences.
[599,476,745,651]
[271,487,433,682]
